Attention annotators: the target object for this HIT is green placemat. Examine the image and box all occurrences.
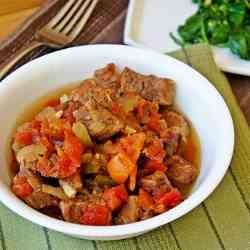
[0,44,249,250]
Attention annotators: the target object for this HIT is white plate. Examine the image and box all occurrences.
[0,45,234,240]
[124,0,250,76]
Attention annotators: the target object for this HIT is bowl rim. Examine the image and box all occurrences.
[0,44,235,238]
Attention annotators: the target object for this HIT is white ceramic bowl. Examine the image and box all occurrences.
[0,45,234,240]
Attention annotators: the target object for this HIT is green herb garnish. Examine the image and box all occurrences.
[173,0,250,60]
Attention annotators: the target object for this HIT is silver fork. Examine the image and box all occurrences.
[0,0,99,80]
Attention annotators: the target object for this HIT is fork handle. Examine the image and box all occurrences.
[0,41,45,81]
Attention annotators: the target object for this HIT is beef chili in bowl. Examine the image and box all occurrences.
[10,63,200,226]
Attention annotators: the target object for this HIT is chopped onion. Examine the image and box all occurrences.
[59,180,77,198]
[42,184,68,200]
[124,126,137,135]
[81,153,93,163]
[72,122,93,146]
[27,175,42,190]
[55,110,63,118]
[95,175,116,186]
[84,163,100,174]
[36,107,57,123]
[120,96,139,113]
[60,94,70,104]
[16,144,46,163]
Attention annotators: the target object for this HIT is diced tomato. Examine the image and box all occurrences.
[64,131,84,166]
[103,184,128,211]
[111,102,120,114]
[39,136,54,156]
[45,99,60,108]
[144,139,166,163]
[37,157,56,177]
[138,188,154,210]
[57,153,77,178]
[144,159,167,173]
[31,120,41,131]
[80,205,111,226]
[15,131,33,146]
[119,132,146,163]
[136,99,147,120]
[40,120,51,138]
[147,113,161,133]
[107,153,133,184]
[12,176,33,198]
[157,189,182,208]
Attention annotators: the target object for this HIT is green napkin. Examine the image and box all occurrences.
[0,44,249,250]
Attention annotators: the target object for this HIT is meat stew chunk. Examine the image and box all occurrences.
[25,191,58,209]
[94,63,120,89]
[167,155,198,186]
[163,111,189,141]
[10,64,200,226]
[71,79,117,111]
[60,199,87,223]
[115,196,139,224]
[74,101,124,140]
[120,67,175,105]
[140,171,172,196]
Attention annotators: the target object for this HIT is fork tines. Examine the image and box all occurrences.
[47,0,99,40]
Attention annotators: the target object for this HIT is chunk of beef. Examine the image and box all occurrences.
[71,78,118,111]
[60,191,108,224]
[163,111,189,141]
[74,101,124,140]
[166,155,197,186]
[59,199,87,223]
[94,63,120,89]
[120,67,175,105]
[15,169,59,209]
[24,191,58,209]
[115,196,139,224]
[140,171,172,196]
[19,167,42,191]
[160,127,181,156]
[16,144,47,167]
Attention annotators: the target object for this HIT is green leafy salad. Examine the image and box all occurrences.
[173,0,250,60]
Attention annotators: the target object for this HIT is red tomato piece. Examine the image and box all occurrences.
[136,99,147,120]
[144,159,167,173]
[138,188,154,210]
[15,131,33,146]
[103,184,128,211]
[144,139,166,163]
[157,189,182,208]
[147,113,162,133]
[119,132,146,163]
[39,136,54,156]
[111,102,120,114]
[64,131,84,166]
[12,176,33,198]
[36,157,56,177]
[40,120,51,138]
[31,120,41,132]
[80,205,111,226]
[57,153,77,178]
[45,99,60,108]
